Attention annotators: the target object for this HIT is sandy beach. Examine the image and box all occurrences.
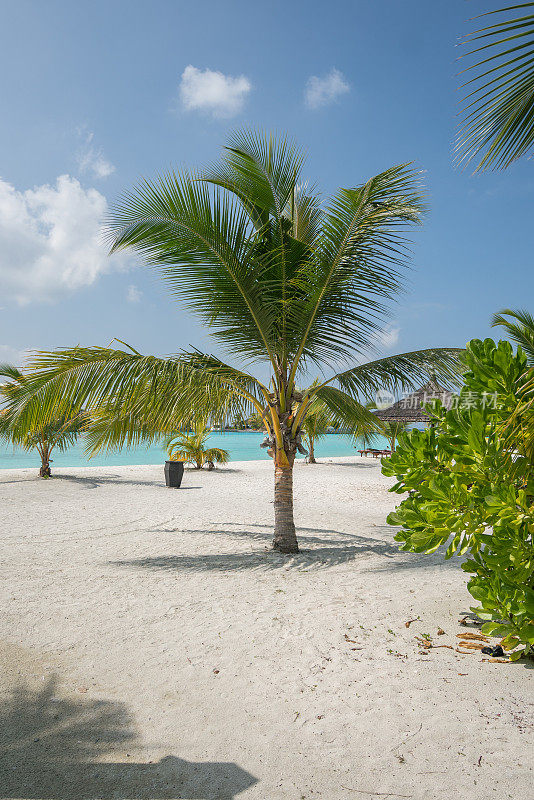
[0,456,531,799]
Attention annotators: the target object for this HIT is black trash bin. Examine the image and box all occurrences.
[164,460,184,488]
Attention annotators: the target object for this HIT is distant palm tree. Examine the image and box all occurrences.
[245,411,266,431]
[380,419,410,452]
[356,401,407,452]
[456,3,534,170]
[300,397,335,464]
[166,422,229,470]
[8,130,462,551]
[0,365,86,477]
[492,308,534,363]
[300,388,382,463]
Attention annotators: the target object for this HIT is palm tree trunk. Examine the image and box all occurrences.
[308,437,316,464]
[273,461,299,553]
[39,444,51,477]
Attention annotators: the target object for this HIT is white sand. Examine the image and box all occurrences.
[0,456,532,799]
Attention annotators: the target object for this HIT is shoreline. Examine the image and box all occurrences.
[0,453,368,477]
[0,455,372,480]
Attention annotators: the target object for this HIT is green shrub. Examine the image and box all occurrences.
[382,339,534,659]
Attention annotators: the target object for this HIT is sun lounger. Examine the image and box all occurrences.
[357,448,392,458]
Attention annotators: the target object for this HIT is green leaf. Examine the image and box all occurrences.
[509,649,524,661]
[456,5,534,171]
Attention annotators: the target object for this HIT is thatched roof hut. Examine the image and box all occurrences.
[374,378,455,424]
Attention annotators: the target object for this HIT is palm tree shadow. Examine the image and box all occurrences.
[0,677,257,799]
[109,522,464,574]
[50,475,203,490]
[109,525,400,573]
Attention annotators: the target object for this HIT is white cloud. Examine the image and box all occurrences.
[0,344,32,367]
[178,65,252,118]
[126,284,142,303]
[304,68,350,110]
[76,130,115,179]
[377,326,400,351]
[0,174,128,305]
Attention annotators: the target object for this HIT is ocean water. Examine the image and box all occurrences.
[0,431,388,471]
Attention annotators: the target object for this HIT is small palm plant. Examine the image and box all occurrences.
[166,422,229,469]
[0,365,86,477]
[6,130,462,550]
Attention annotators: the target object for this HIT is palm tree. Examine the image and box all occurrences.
[492,307,534,363]
[300,389,383,463]
[7,131,462,551]
[245,412,266,431]
[300,398,335,464]
[0,364,86,477]
[456,3,534,171]
[380,419,410,452]
[166,421,230,469]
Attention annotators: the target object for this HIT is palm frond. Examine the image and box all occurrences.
[287,183,323,246]
[456,3,534,170]
[203,130,313,367]
[313,386,384,437]
[107,170,279,365]
[0,364,24,382]
[203,128,306,229]
[287,165,426,373]
[491,307,534,363]
[4,345,257,454]
[328,348,465,400]
[0,363,88,452]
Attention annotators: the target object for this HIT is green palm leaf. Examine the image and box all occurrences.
[286,165,426,374]
[456,3,534,170]
[492,307,534,363]
[203,129,306,230]
[327,348,464,399]
[312,386,383,436]
[108,172,279,365]
[4,345,259,455]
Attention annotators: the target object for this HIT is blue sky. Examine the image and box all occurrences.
[0,0,532,370]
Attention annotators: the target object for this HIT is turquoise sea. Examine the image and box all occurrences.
[0,431,388,471]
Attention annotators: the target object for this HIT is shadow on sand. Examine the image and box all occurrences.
[0,467,242,490]
[54,474,204,490]
[108,522,463,574]
[0,676,257,799]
